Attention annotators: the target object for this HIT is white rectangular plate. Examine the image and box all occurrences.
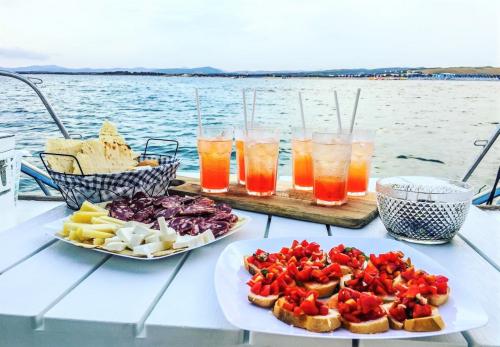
[46,213,249,260]
[214,236,488,339]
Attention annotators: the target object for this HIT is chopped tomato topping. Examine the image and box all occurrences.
[369,251,409,276]
[281,287,329,317]
[247,264,293,296]
[337,288,386,323]
[329,244,367,269]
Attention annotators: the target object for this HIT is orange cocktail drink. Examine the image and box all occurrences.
[312,132,352,206]
[347,130,375,196]
[197,126,233,193]
[235,129,246,185]
[244,128,280,196]
[292,128,313,191]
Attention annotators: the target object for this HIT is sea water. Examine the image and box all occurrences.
[0,75,498,194]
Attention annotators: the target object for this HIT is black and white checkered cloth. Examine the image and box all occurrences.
[48,155,180,209]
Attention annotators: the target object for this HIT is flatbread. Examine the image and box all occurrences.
[45,138,83,173]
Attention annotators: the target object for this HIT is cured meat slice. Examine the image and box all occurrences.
[206,221,231,237]
[180,204,217,216]
[132,205,154,222]
[134,197,154,210]
[168,217,195,235]
[193,197,215,206]
[215,203,232,213]
[109,206,135,221]
[154,207,182,219]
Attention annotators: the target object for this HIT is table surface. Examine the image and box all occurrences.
[1,180,499,347]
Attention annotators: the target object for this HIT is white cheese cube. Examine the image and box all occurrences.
[128,233,145,248]
[145,234,160,244]
[132,242,167,258]
[104,236,121,245]
[103,241,127,252]
[132,225,156,237]
[173,234,201,249]
[200,230,215,244]
[116,227,134,244]
[124,221,153,229]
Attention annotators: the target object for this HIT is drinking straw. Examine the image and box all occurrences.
[242,89,249,134]
[334,90,342,131]
[195,88,203,135]
[349,88,361,133]
[251,89,257,127]
[298,91,306,130]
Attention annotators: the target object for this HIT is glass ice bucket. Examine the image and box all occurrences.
[376,176,474,244]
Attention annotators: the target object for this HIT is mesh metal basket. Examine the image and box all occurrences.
[40,138,180,210]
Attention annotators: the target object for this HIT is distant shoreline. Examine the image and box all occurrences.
[7,71,500,81]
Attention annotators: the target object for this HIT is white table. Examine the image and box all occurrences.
[0,190,498,347]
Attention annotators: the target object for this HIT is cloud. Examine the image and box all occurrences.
[0,47,48,60]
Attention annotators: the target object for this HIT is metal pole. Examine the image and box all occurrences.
[462,125,500,182]
[0,70,70,139]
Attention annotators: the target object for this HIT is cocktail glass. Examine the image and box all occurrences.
[312,132,352,206]
[347,130,375,196]
[291,127,313,191]
[244,128,280,196]
[197,126,233,193]
[235,128,246,185]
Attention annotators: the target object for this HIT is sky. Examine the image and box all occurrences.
[0,0,499,71]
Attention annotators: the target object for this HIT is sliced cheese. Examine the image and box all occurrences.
[116,227,134,244]
[145,234,160,244]
[103,241,127,252]
[132,225,156,237]
[132,242,168,258]
[104,236,121,245]
[128,234,145,248]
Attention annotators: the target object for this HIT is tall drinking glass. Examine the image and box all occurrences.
[347,130,375,196]
[197,126,233,193]
[291,127,313,191]
[312,132,352,206]
[235,128,246,185]
[244,128,280,196]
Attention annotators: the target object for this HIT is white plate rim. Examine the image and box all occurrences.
[49,212,250,260]
[214,236,488,340]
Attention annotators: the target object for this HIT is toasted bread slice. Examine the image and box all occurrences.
[248,292,279,308]
[403,307,445,332]
[342,316,389,334]
[429,288,450,306]
[384,303,445,332]
[243,256,260,275]
[303,279,339,298]
[272,297,341,333]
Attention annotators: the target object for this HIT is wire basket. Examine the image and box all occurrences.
[40,138,180,210]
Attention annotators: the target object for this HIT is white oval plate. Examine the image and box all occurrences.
[215,236,488,339]
[47,212,249,260]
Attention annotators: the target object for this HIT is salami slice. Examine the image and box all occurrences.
[209,212,233,222]
[206,221,230,237]
[168,217,195,235]
[180,204,217,216]
[132,205,155,222]
[109,206,135,221]
[193,197,215,206]
[215,203,232,213]
[134,197,154,210]
[154,207,182,219]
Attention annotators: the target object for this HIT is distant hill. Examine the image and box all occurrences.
[417,66,500,75]
[0,65,224,74]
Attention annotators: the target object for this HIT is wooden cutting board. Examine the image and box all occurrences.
[168,176,378,229]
